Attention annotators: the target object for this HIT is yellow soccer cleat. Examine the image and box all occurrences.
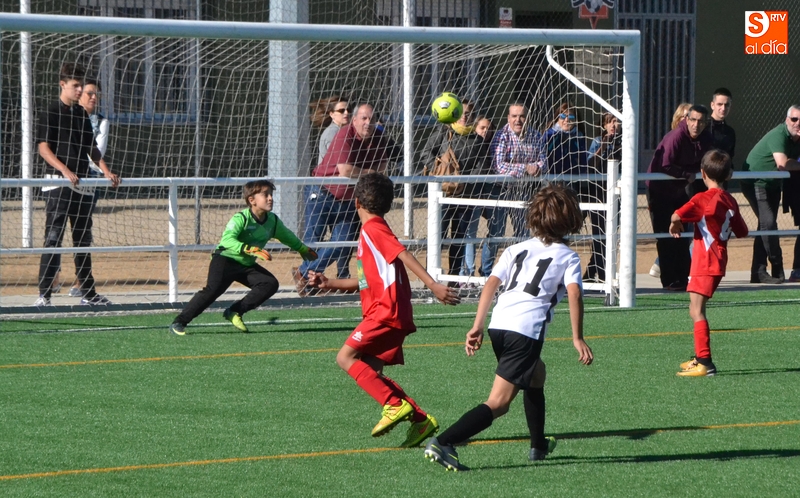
[371,400,413,437]
[223,309,249,333]
[677,360,716,377]
[400,414,439,448]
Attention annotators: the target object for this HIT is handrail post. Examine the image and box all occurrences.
[168,183,179,303]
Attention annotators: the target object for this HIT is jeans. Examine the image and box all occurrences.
[298,185,359,278]
[742,182,783,274]
[480,204,507,277]
[460,206,480,276]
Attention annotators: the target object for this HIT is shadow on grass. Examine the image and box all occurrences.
[470,449,800,471]
[719,367,800,376]
[471,420,798,445]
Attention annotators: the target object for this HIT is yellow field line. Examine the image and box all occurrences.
[2,325,799,370]
[2,419,798,481]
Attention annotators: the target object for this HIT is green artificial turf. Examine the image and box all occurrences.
[1,289,799,496]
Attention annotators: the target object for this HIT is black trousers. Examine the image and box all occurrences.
[742,182,783,274]
[38,187,97,298]
[174,254,279,325]
[647,189,691,287]
[440,204,474,275]
[574,181,606,281]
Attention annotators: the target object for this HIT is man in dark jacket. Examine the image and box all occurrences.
[646,104,713,291]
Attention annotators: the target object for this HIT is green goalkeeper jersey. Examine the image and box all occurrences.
[216,208,310,266]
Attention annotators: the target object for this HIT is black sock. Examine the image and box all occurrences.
[696,357,713,367]
[524,388,547,450]
[437,404,494,446]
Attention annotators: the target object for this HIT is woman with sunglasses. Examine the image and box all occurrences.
[315,97,351,165]
[302,96,352,284]
[544,103,605,282]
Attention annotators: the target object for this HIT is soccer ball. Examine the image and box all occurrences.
[431,92,463,124]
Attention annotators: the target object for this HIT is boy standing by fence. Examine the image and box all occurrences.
[307,173,460,448]
[35,63,120,307]
[670,150,748,377]
[170,180,317,335]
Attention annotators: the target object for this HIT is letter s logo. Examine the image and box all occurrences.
[745,11,769,38]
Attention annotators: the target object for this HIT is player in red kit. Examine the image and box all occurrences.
[307,173,460,447]
[670,149,748,377]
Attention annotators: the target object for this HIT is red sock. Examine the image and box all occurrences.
[382,375,427,423]
[694,320,711,359]
[347,360,402,406]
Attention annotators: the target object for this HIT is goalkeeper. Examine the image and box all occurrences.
[170,180,317,335]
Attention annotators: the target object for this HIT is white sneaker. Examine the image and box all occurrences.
[80,295,112,306]
[34,296,52,307]
[649,263,661,278]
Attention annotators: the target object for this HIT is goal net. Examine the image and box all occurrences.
[0,13,639,314]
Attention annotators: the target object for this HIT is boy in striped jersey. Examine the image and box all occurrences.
[423,183,594,471]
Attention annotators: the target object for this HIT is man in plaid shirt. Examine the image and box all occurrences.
[480,103,546,275]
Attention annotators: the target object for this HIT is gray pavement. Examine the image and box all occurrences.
[2,270,798,317]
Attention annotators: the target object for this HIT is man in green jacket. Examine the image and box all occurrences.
[741,105,800,284]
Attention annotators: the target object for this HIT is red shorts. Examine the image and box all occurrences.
[344,319,411,366]
[687,275,723,298]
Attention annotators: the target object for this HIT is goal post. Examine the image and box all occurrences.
[0,13,640,313]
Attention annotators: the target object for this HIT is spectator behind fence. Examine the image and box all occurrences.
[545,103,605,282]
[783,169,800,282]
[482,102,546,277]
[35,63,120,308]
[708,88,735,160]
[741,105,800,284]
[646,104,712,292]
[461,116,494,280]
[293,103,391,296]
[303,95,352,280]
[421,99,490,279]
[59,78,110,299]
[650,102,693,280]
[588,112,621,280]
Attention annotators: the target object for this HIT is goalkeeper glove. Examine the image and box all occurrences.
[300,247,318,261]
[243,245,272,261]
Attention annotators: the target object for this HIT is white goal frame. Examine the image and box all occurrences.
[0,13,641,309]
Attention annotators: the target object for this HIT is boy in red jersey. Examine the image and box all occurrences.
[307,173,460,447]
[670,150,748,377]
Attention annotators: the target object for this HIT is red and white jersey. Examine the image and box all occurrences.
[356,217,416,331]
[488,237,582,341]
[675,188,749,276]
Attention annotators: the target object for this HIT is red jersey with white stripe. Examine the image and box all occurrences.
[356,217,416,332]
[675,188,749,276]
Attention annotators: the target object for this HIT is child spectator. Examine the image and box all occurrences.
[424,184,594,471]
[169,180,317,335]
[670,150,748,377]
[307,173,460,448]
